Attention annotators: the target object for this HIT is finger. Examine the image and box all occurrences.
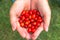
[10,17,26,38]
[16,22,26,38]
[32,23,43,40]
[23,28,31,39]
[10,16,17,31]
[10,0,25,31]
[16,22,31,39]
[37,0,51,32]
[43,13,51,32]
[31,0,37,10]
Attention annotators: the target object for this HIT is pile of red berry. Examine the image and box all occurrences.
[19,9,43,33]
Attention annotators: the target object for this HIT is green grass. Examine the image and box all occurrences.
[0,0,60,40]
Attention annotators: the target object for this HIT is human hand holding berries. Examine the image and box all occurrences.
[19,9,43,33]
[31,0,51,40]
[10,0,51,40]
[10,0,31,39]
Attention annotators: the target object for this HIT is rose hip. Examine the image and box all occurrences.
[19,9,43,33]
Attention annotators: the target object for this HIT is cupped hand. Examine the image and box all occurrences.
[31,0,51,40]
[10,0,51,40]
[10,0,31,40]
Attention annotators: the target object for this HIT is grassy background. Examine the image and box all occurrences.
[0,0,60,40]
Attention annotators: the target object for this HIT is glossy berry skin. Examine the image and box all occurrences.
[28,24,32,28]
[28,28,32,33]
[31,28,36,33]
[20,22,24,27]
[19,9,43,33]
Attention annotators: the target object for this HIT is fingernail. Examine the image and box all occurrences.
[45,27,48,32]
[13,28,16,31]
[12,27,16,31]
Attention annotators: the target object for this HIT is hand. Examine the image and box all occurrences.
[10,0,51,40]
[10,0,31,40]
[31,0,51,40]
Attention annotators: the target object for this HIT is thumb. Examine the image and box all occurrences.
[43,11,51,32]
[10,17,17,31]
[32,23,43,40]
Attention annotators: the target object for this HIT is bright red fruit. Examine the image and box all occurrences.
[22,16,25,20]
[38,17,43,22]
[24,25,28,28]
[31,28,36,33]
[33,9,37,14]
[32,14,36,19]
[25,20,30,25]
[30,19,34,22]
[32,22,37,25]
[28,24,32,28]
[35,17,37,21]
[20,22,24,27]
[37,11,40,15]
[29,10,33,15]
[19,9,43,33]
[29,15,32,19]
[21,10,26,15]
[28,28,32,33]
[31,26,35,29]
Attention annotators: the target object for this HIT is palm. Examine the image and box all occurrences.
[31,0,51,40]
[10,0,31,39]
[10,0,51,40]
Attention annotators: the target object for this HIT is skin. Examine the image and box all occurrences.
[10,0,51,40]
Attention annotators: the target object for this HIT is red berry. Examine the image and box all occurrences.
[25,20,30,25]
[30,19,34,22]
[35,26,38,29]
[28,24,32,28]
[25,18,29,21]
[21,10,26,15]
[38,17,42,22]
[33,9,37,13]
[29,15,32,19]
[32,22,37,25]
[35,17,37,21]
[32,14,36,19]
[19,9,43,33]
[19,16,22,20]
[20,22,24,27]
[24,25,28,28]
[22,16,25,20]
[25,10,29,14]
[31,26,35,29]
[24,11,29,17]
[19,19,22,23]
[28,28,32,33]
[29,10,33,15]
[37,11,40,15]
[31,28,36,33]
[36,22,41,27]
